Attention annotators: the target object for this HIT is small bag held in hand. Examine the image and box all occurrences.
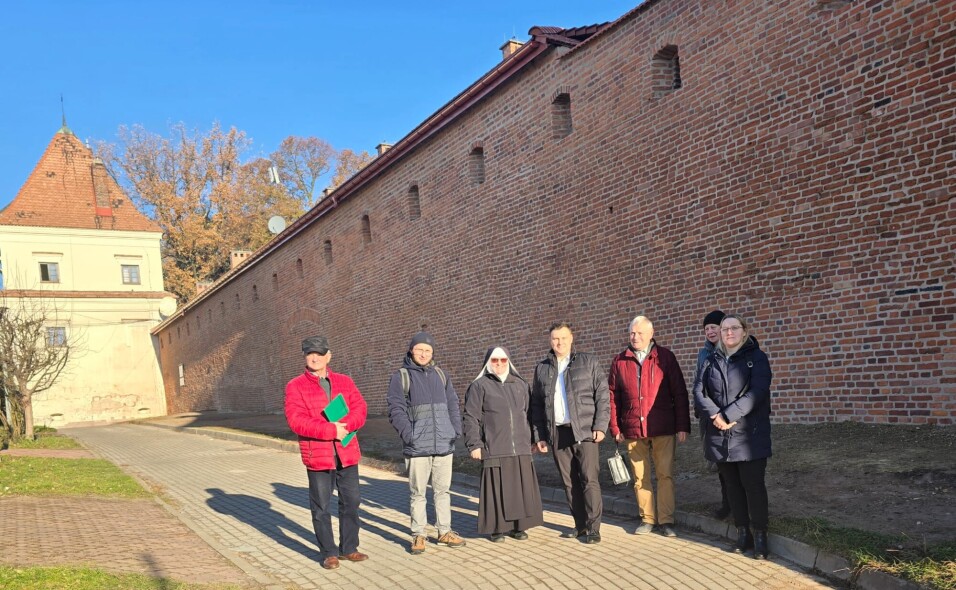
[607,446,631,485]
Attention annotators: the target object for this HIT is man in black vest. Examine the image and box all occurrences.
[530,322,610,544]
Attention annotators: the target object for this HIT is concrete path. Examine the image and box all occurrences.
[67,424,834,590]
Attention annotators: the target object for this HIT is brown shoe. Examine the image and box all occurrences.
[340,551,368,562]
[321,556,340,570]
[436,531,466,548]
[410,535,427,554]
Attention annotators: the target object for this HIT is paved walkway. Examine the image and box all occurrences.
[63,423,833,590]
[0,496,255,586]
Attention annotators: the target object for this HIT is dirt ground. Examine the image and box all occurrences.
[361,419,956,546]
[148,413,956,546]
[668,421,956,545]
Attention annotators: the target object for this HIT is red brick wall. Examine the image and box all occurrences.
[156,0,955,425]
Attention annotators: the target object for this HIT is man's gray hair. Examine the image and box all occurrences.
[629,315,653,331]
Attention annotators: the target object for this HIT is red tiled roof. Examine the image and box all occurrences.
[0,130,160,232]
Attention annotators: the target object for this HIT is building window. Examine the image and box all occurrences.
[178,364,185,386]
[408,185,421,220]
[196,314,201,330]
[361,215,372,244]
[186,321,190,336]
[651,45,682,97]
[252,284,259,301]
[324,240,333,265]
[46,326,67,347]
[469,147,485,185]
[296,258,304,278]
[220,301,225,316]
[234,293,240,310]
[121,264,141,285]
[40,262,60,283]
[272,272,279,290]
[551,92,572,139]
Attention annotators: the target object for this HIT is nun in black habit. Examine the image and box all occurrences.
[463,346,544,541]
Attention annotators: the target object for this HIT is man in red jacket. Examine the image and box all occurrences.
[285,336,369,570]
[608,316,690,538]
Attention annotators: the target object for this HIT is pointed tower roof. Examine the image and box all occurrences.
[0,130,159,232]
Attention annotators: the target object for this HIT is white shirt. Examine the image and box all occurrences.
[554,356,571,425]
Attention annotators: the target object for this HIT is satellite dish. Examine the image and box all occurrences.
[158,297,177,318]
[268,216,287,234]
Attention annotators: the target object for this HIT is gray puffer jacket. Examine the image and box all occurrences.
[530,351,610,444]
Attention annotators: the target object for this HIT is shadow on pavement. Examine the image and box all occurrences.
[206,487,319,561]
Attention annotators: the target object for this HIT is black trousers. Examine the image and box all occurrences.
[717,458,769,530]
[552,425,603,533]
[306,462,361,558]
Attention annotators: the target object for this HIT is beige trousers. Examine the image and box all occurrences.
[626,435,676,525]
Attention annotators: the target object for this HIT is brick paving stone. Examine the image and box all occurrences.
[65,423,836,589]
[0,496,255,586]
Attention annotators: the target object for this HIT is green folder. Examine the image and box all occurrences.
[323,393,356,447]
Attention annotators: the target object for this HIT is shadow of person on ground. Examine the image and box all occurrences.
[205,487,318,560]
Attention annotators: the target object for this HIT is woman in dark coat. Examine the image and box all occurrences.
[463,346,544,542]
[693,314,773,559]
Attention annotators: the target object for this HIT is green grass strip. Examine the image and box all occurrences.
[773,517,955,590]
[0,565,248,590]
[0,457,150,498]
[8,433,83,450]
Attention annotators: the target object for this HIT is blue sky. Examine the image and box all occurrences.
[0,0,641,209]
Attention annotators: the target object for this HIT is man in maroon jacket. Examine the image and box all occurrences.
[608,316,690,538]
[285,336,369,570]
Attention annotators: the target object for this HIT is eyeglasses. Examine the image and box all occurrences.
[720,326,744,333]
[489,358,509,364]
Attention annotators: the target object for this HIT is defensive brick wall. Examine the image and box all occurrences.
[155,0,955,425]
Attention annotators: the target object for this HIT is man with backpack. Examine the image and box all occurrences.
[387,331,466,554]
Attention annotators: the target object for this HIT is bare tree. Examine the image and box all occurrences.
[0,292,79,440]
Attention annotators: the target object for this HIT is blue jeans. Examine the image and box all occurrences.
[306,462,360,558]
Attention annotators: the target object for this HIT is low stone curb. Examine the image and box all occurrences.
[139,422,924,590]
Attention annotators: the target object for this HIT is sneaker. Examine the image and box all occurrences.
[437,531,466,548]
[410,535,426,555]
[511,530,528,540]
[490,533,506,543]
[585,531,602,544]
[634,522,655,535]
[659,524,677,537]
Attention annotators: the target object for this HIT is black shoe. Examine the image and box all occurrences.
[561,528,587,539]
[713,505,731,520]
[733,526,754,554]
[754,530,769,559]
[490,533,506,543]
[511,530,528,540]
[585,531,601,544]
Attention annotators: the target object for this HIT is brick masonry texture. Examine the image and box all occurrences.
[155,0,955,425]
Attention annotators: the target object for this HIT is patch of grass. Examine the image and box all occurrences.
[0,457,150,498]
[864,542,956,590]
[9,433,82,450]
[773,517,955,590]
[0,564,249,590]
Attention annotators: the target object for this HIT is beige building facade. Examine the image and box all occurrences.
[0,125,173,427]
